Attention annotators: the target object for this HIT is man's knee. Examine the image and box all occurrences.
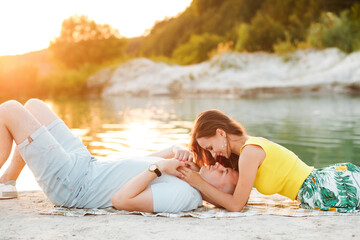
[0,101,24,125]
[0,100,23,115]
[24,98,57,125]
[24,98,43,110]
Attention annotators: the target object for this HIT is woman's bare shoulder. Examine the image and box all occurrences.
[240,144,266,167]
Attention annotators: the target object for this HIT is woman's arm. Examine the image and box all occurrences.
[148,145,193,161]
[180,145,265,212]
[111,159,185,212]
[147,146,174,158]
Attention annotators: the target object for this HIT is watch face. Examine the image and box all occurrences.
[149,164,156,171]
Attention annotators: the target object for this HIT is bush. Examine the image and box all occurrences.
[172,33,224,65]
[208,41,234,58]
[234,23,251,52]
[273,32,297,56]
[41,64,96,97]
[306,8,360,52]
[235,13,286,52]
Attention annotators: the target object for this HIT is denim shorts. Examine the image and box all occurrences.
[17,119,93,207]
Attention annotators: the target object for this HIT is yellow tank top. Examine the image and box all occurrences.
[240,137,313,200]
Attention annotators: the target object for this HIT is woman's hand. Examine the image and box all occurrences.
[172,145,193,162]
[156,159,186,178]
[178,167,204,188]
[148,145,192,160]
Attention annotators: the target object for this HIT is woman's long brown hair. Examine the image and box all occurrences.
[190,109,246,171]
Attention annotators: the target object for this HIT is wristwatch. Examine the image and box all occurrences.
[148,164,162,177]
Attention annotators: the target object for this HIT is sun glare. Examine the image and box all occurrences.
[92,121,168,157]
[0,0,191,56]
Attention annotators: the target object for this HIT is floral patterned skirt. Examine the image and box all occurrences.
[297,163,360,213]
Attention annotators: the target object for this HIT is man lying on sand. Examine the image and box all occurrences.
[0,99,236,213]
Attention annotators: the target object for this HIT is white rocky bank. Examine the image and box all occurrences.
[87,48,360,97]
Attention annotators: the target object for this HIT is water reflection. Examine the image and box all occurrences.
[2,95,360,190]
[48,99,194,157]
[47,95,360,167]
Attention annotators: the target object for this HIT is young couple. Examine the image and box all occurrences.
[1,99,359,213]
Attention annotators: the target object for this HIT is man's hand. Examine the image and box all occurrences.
[156,159,186,178]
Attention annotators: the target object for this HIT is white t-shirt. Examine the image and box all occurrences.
[74,156,203,212]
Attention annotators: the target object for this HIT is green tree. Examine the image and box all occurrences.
[50,15,127,69]
[140,0,264,58]
[137,0,360,62]
[239,13,286,52]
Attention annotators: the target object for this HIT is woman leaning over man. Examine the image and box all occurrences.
[179,109,360,213]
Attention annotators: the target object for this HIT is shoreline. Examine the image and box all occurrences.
[87,49,360,99]
[1,190,359,240]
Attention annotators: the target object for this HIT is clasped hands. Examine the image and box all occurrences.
[155,145,204,188]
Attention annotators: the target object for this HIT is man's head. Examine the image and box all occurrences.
[199,162,238,194]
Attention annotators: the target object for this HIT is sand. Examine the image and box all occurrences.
[0,191,359,240]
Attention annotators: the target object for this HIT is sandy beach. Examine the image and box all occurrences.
[0,191,359,240]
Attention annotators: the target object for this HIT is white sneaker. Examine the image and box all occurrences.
[0,180,18,199]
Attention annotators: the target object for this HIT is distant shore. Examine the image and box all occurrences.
[1,190,359,240]
[88,49,360,99]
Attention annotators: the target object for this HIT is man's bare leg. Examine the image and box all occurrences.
[0,99,59,184]
[0,150,25,184]
[0,100,41,198]
[0,100,40,165]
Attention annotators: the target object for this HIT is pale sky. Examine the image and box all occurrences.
[0,0,192,56]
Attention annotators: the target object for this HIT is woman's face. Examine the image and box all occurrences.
[199,162,238,193]
[196,129,230,159]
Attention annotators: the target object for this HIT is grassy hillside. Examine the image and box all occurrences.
[138,0,360,64]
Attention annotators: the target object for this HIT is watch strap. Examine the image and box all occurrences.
[149,164,162,177]
[153,167,162,177]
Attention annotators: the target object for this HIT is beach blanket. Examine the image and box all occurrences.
[40,189,360,218]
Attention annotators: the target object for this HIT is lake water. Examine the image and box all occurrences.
[2,94,360,191]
